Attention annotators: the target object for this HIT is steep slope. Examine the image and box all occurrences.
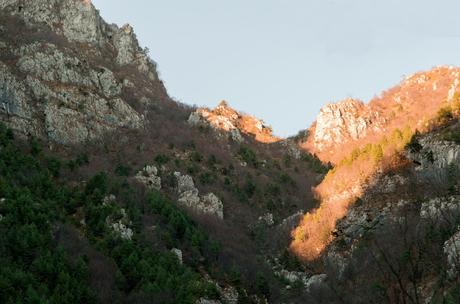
[292,67,460,259]
[189,101,280,144]
[302,67,460,164]
[0,0,169,143]
[300,120,460,303]
[290,69,460,302]
[0,1,327,303]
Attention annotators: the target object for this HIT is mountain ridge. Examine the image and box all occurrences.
[1,1,460,303]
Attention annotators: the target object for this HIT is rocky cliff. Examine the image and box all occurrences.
[303,67,460,163]
[0,0,169,144]
[189,100,280,144]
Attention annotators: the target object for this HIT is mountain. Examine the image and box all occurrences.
[189,101,280,144]
[1,1,460,303]
[290,67,460,302]
[0,1,327,303]
[0,0,170,144]
[302,67,460,163]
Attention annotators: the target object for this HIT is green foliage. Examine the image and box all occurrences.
[0,124,95,303]
[114,163,131,176]
[278,173,296,188]
[238,146,258,168]
[0,124,219,303]
[301,153,330,174]
[154,153,170,165]
[187,164,199,174]
[443,129,460,145]
[438,105,454,123]
[255,273,270,298]
[76,153,89,166]
[199,171,215,185]
[190,151,203,163]
[265,183,281,197]
[406,133,423,153]
[243,177,256,198]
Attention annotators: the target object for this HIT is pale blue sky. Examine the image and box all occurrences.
[92,0,460,136]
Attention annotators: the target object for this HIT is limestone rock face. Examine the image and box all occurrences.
[174,172,224,219]
[196,299,221,304]
[200,193,224,219]
[170,248,183,265]
[0,0,167,144]
[313,99,372,151]
[303,67,460,164]
[135,165,162,191]
[220,286,238,304]
[407,134,460,185]
[106,208,133,240]
[0,0,105,44]
[305,98,384,162]
[189,101,279,143]
[112,24,157,80]
[444,228,460,279]
[420,196,460,223]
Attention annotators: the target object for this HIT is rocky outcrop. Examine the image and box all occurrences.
[303,67,460,164]
[189,101,279,143]
[1,0,157,77]
[0,0,106,45]
[407,134,460,185]
[174,172,224,219]
[171,248,183,264]
[258,213,274,226]
[135,165,162,191]
[444,228,460,279]
[312,99,377,151]
[420,196,460,224]
[0,0,167,144]
[106,208,133,240]
[196,299,221,304]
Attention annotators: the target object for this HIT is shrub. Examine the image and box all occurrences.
[238,146,258,168]
[190,151,203,163]
[115,164,131,176]
[406,134,423,153]
[438,105,453,123]
[154,154,170,165]
[198,172,214,185]
[243,177,256,198]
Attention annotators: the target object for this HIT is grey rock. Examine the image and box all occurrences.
[107,208,133,240]
[444,228,460,279]
[220,286,238,304]
[175,171,197,194]
[200,193,224,219]
[258,213,274,226]
[305,274,327,292]
[407,134,460,185]
[135,165,162,191]
[171,248,183,264]
[420,196,460,224]
[174,172,224,219]
[1,0,106,45]
[196,299,221,304]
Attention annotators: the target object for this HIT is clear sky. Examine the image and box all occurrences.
[92,0,460,137]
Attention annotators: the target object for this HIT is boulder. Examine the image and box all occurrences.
[135,165,162,191]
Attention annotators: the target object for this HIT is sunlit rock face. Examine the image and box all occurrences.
[0,0,167,144]
[313,99,372,150]
[189,100,280,143]
[302,67,460,164]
